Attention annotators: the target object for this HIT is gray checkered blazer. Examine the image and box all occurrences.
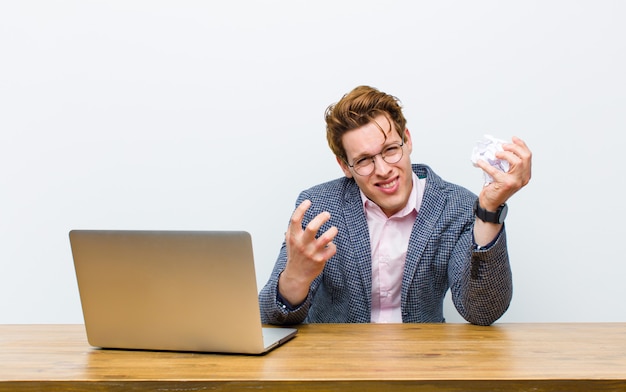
[259,164,512,326]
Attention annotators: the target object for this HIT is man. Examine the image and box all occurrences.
[259,86,532,326]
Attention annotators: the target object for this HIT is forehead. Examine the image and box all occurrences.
[342,115,399,157]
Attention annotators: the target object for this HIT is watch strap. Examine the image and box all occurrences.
[474,199,507,224]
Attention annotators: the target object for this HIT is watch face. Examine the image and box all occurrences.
[474,200,508,224]
[498,204,508,224]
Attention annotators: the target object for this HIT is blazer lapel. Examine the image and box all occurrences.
[401,166,448,307]
[341,181,373,314]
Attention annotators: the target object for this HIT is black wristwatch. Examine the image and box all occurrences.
[474,199,508,224]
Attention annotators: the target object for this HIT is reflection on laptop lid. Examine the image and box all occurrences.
[69,230,296,355]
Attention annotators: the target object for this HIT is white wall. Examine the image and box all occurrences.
[1,1,624,323]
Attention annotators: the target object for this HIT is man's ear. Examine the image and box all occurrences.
[403,128,413,155]
[336,156,353,179]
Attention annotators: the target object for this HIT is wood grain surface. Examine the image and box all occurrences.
[1,323,624,391]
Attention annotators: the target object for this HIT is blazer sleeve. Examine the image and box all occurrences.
[258,242,317,325]
[449,226,513,326]
[258,191,320,325]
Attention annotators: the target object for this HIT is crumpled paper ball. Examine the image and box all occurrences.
[471,134,510,185]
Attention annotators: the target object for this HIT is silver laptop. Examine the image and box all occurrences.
[69,230,297,354]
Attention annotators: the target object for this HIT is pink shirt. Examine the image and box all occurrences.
[361,172,426,323]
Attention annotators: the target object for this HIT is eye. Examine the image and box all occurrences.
[354,156,371,167]
[384,145,400,155]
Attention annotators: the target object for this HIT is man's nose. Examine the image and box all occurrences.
[373,154,391,175]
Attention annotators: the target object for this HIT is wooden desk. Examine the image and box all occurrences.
[1,323,625,391]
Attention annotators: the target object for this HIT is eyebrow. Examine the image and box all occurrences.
[351,137,403,162]
[347,116,401,162]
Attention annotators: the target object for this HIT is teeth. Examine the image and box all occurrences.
[380,179,397,189]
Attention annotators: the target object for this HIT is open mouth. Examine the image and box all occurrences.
[377,177,399,191]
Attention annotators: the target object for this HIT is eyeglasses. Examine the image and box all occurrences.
[346,140,405,176]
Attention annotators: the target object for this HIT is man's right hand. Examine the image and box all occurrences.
[277,199,338,307]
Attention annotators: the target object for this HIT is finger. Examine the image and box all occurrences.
[302,211,332,243]
[511,136,529,150]
[475,158,503,181]
[316,226,338,249]
[503,137,532,161]
[497,149,532,186]
[319,241,337,261]
[498,142,531,175]
[288,199,312,237]
[495,150,522,169]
